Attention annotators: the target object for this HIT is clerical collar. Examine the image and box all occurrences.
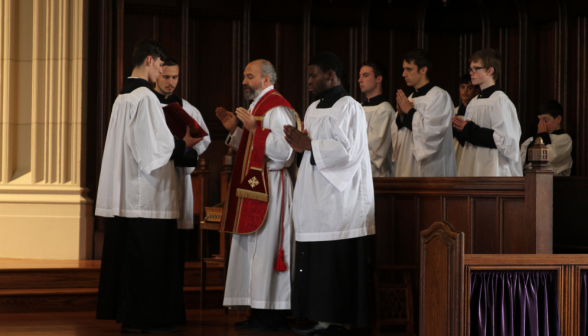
[363,94,386,107]
[249,85,274,112]
[120,77,149,95]
[456,103,466,116]
[478,85,500,99]
[412,82,434,98]
[317,85,349,109]
[151,89,183,107]
[551,129,566,135]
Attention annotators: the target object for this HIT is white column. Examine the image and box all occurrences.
[0,0,92,260]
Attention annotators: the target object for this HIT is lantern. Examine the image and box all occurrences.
[527,137,550,170]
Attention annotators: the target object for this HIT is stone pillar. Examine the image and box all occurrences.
[0,0,92,259]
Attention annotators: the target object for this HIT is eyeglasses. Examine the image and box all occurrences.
[468,67,488,74]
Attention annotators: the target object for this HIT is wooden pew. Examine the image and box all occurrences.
[420,221,588,336]
[373,170,553,333]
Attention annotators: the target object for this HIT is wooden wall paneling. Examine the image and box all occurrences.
[471,197,499,254]
[89,0,115,259]
[444,197,471,254]
[515,0,529,133]
[116,0,125,94]
[392,196,419,266]
[553,177,588,252]
[556,0,568,107]
[419,196,442,232]
[374,194,394,266]
[279,22,304,114]
[501,198,527,253]
[524,170,554,253]
[180,0,189,98]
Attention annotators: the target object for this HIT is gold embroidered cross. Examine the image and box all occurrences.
[248,176,259,188]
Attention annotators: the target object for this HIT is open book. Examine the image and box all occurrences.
[162,102,209,139]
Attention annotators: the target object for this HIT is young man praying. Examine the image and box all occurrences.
[391,49,457,177]
[285,52,375,335]
[452,48,523,177]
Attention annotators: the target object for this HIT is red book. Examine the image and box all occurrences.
[162,102,209,139]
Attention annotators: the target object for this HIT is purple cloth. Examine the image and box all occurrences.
[470,271,560,336]
[581,271,587,336]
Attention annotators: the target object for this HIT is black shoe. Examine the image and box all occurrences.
[235,319,256,329]
[293,323,328,335]
[322,325,352,335]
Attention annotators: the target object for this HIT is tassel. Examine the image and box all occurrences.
[275,249,287,272]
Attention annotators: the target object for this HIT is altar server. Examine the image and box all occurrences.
[391,49,457,177]
[95,39,200,333]
[359,61,395,177]
[520,99,572,176]
[452,49,523,177]
[152,57,210,322]
[215,59,297,331]
[453,73,480,169]
[285,52,375,335]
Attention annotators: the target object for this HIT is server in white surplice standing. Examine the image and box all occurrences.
[391,49,457,177]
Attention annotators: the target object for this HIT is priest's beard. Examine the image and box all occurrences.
[243,84,263,101]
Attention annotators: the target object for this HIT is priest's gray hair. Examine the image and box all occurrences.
[258,59,277,85]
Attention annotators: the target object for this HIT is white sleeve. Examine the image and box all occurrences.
[226,127,243,151]
[311,101,366,192]
[125,95,174,175]
[491,96,522,162]
[519,137,533,171]
[548,134,573,174]
[182,100,211,155]
[263,106,295,164]
[411,90,454,161]
[367,105,393,169]
[390,111,400,163]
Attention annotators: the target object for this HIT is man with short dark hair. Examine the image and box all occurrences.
[95,38,200,333]
[285,52,375,335]
[453,73,480,169]
[358,61,395,177]
[520,100,572,176]
[391,49,456,177]
[151,56,210,323]
[452,48,522,176]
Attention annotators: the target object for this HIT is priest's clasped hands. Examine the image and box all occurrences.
[284,123,311,153]
[215,106,258,133]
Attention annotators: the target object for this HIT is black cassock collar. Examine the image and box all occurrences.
[120,77,149,95]
[151,89,184,107]
[363,94,386,107]
[412,82,435,98]
[317,85,349,109]
[456,103,466,116]
[478,85,500,99]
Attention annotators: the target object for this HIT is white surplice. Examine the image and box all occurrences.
[390,86,457,177]
[223,86,296,309]
[363,102,395,177]
[457,91,523,177]
[293,96,375,242]
[96,82,178,219]
[520,132,573,176]
[453,106,465,170]
[158,98,211,229]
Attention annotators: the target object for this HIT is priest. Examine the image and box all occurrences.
[520,99,572,176]
[452,49,522,176]
[391,49,457,177]
[285,52,375,335]
[358,61,395,177]
[215,59,298,331]
[95,39,200,333]
[151,56,210,322]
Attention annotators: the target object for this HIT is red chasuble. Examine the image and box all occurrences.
[219,89,299,234]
